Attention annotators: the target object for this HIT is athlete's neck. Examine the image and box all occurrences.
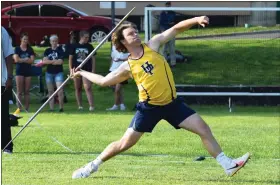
[127,45,143,59]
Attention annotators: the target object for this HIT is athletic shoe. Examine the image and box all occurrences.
[120,104,126,111]
[78,106,83,111]
[225,152,250,176]
[72,161,98,179]
[59,108,64,113]
[89,107,94,111]
[3,149,13,154]
[106,105,118,111]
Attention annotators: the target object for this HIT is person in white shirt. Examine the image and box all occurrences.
[1,26,14,154]
[106,45,130,111]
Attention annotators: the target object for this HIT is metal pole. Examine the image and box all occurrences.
[2,7,136,151]
[229,97,232,113]
[148,10,152,41]
[144,7,148,42]
[111,2,115,28]
[111,1,115,51]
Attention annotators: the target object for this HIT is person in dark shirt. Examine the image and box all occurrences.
[13,33,35,111]
[69,30,96,111]
[2,26,14,154]
[159,1,176,67]
[42,34,64,112]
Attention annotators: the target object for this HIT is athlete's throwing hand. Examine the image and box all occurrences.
[197,16,209,27]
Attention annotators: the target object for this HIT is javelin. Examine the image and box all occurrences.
[12,89,75,153]
[3,7,136,151]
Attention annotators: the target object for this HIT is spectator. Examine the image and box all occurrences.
[106,44,130,111]
[166,50,192,64]
[1,26,14,154]
[63,31,77,59]
[69,30,96,111]
[39,35,50,47]
[13,33,35,111]
[42,34,64,112]
[159,1,176,67]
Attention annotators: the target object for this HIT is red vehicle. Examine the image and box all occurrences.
[1,2,116,45]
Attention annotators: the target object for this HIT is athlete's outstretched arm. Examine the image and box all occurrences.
[148,16,209,51]
[72,62,131,87]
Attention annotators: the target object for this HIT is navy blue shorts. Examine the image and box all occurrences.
[129,98,196,133]
[16,69,32,77]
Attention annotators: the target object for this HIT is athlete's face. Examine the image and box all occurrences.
[121,27,141,46]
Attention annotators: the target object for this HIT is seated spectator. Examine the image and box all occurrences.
[42,34,64,112]
[106,44,129,111]
[69,30,95,111]
[166,50,192,64]
[13,33,35,111]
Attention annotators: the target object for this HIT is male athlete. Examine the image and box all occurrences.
[72,16,250,179]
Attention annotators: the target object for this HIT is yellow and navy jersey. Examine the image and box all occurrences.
[127,44,177,106]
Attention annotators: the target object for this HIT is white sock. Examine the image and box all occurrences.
[216,152,235,170]
[113,104,118,108]
[92,157,103,167]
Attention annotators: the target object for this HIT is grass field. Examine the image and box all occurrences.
[33,36,280,86]
[2,100,279,185]
[2,27,279,184]
[151,25,280,38]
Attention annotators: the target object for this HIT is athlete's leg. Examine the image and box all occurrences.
[178,113,222,157]
[99,128,143,161]
[165,99,250,176]
[72,102,161,179]
[72,128,143,179]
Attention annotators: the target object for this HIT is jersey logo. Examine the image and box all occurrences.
[141,61,154,75]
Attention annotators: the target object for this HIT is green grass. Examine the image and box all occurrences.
[3,29,279,184]
[172,39,280,85]
[2,98,279,185]
[33,37,280,85]
[178,25,280,38]
[143,25,280,39]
